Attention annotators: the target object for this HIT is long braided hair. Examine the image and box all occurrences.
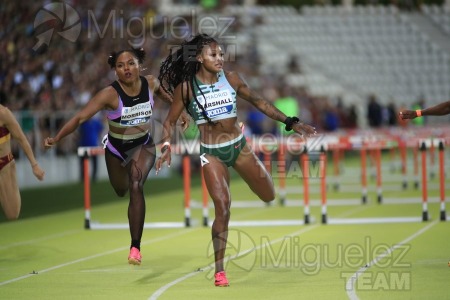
[158,34,218,124]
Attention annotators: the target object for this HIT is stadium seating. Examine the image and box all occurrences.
[255,5,450,106]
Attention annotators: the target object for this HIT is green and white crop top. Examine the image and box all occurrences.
[188,70,237,124]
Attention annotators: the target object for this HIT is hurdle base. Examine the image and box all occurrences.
[377,195,383,204]
[321,214,327,224]
[422,211,429,222]
[304,214,310,224]
[440,211,447,221]
[84,219,90,229]
[203,216,209,227]
[333,183,340,192]
[402,181,408,190]
[361,195,367,204]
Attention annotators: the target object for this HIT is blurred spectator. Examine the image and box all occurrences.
[246,107,266,135]
[323,100,340,132]
[367,94,383,128]
[1,1,387,164]
[346,104,358,129]
[19,100,35,152]
[386,102,398,126]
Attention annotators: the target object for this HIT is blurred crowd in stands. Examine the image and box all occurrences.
[0,1,424,158]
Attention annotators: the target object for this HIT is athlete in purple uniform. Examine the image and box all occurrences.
[45,48,189,265]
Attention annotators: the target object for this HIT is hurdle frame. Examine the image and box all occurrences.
[320,137,448,225]
[78,130,450,229]
[78,146,188,230]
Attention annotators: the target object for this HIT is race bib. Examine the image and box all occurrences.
[121,102,152,126]
[196,89,234,118]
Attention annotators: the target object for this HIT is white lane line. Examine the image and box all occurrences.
[0,228,196,287]
[148,224,321,300]
[148,270,208,300]
[337,205,370,218]
[146,204,401,300]
[0,230,82,250]
[346,220,438,300]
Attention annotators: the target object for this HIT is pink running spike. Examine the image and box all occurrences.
[128,247,142,265]
[214,271,229,287]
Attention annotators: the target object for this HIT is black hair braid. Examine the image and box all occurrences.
[158,34,218,124]
[107,47,146,69]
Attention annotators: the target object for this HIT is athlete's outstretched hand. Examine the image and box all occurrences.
[155,147,171,175]
[44,137,58,149]
[398,110,418,120]
[292,122,317,137]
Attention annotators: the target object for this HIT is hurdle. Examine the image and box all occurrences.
[78,146,187,230]
[420,141,429,221]
[327,135,388,205]
[187,136,314,227]
[79,131,450,229]
[438,141,447,221]
[320,137,448,225]
[419,139,449,222]
[204,132,450,226]
[399,140,408,190]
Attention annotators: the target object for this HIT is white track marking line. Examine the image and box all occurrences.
[146,204,406,299]
[0,229,196,287]
[346,220,438,300]
[0,230,81,250]
[148,224,321,300]
[337,205,369,218]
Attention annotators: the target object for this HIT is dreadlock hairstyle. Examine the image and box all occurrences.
[107,48,146,69]
[158,34,218,124]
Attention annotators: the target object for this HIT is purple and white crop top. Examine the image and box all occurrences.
[107,76,154,128]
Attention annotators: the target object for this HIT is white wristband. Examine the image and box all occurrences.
[161,141,171,152]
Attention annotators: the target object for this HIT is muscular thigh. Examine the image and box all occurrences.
[233,144,274,194]
[202,155,230,206]
[105,151,128,191]
[126,143,155,184]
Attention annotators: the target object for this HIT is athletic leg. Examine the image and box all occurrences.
[233,144,275,202]
[125,144,155,251]
[105,151,128,197]
[202,155,231,274]
[0,162,21,220]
